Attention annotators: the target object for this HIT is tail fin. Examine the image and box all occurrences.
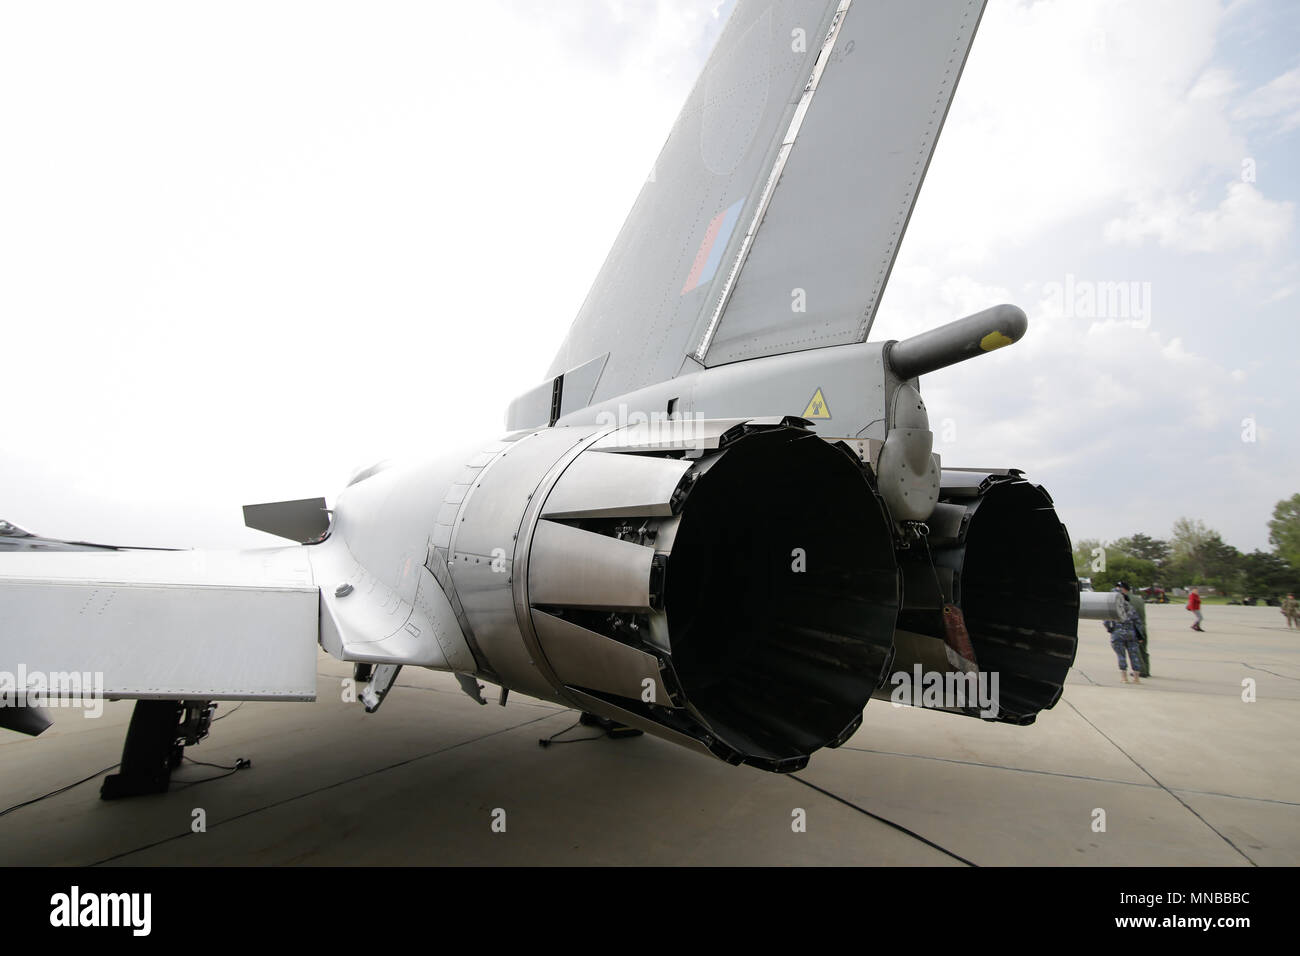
[544,0,985,411]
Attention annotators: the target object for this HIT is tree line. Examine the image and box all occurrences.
[1072,493,1300,600]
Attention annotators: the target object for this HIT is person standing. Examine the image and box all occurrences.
[1106,587,1144,683]
[1118,581,1149,677]
[1282,593,1299,630]
[1187,586,1204,632]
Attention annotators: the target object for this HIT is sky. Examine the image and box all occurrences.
[1,0,1297,553]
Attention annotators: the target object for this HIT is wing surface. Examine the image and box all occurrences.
[0,548,318,701]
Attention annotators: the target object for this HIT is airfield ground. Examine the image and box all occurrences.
[2,603,1296,866]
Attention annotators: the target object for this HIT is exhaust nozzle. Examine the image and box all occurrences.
[523,419,900,771]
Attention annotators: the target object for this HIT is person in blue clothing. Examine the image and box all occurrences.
[1105,582,1143,684]
[1117,581,1149,677]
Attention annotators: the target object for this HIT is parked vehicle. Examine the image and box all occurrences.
[1140,586,1169,604]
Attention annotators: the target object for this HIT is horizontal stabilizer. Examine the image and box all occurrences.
[243,497,330,543]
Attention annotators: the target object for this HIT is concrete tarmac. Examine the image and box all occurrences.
[2,603,1296,865]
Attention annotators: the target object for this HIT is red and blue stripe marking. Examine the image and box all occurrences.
[681,198,745,294]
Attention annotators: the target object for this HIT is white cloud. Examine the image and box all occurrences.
[1189,66,1240,101]
[1233,65,1300,133]
[1104,181,1294,252]
[911,294,1283,546]
[890,0,1300,269]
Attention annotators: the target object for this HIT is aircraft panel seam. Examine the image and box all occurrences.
[692,0,854,364]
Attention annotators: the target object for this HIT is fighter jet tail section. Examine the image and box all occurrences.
[1,0,1089,801]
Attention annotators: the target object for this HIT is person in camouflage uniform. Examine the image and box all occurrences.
[1105,583,1143,683]
[1117,582,1149,677]
[1283,593,1299,630]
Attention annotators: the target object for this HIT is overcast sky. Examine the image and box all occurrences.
[2,0,1297,553]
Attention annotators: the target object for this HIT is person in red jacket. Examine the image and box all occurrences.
[1187,587,1204,631]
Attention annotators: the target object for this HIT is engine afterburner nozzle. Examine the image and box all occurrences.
[520,418,901,772]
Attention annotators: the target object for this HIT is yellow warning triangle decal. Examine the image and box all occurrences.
[802,387,831,420]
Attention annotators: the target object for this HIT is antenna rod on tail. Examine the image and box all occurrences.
[888,304,1028,380]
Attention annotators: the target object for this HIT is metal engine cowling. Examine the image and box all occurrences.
[444,417,899,772]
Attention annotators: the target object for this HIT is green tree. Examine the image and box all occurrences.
[1162,519,1249,593]
[1170,517,1224,584]
[1242,550,1300,601]
[1093,554,1158,593]
[1202,535,1244,595]
[1112,532,1171,569]
[1269,494,1300,569]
